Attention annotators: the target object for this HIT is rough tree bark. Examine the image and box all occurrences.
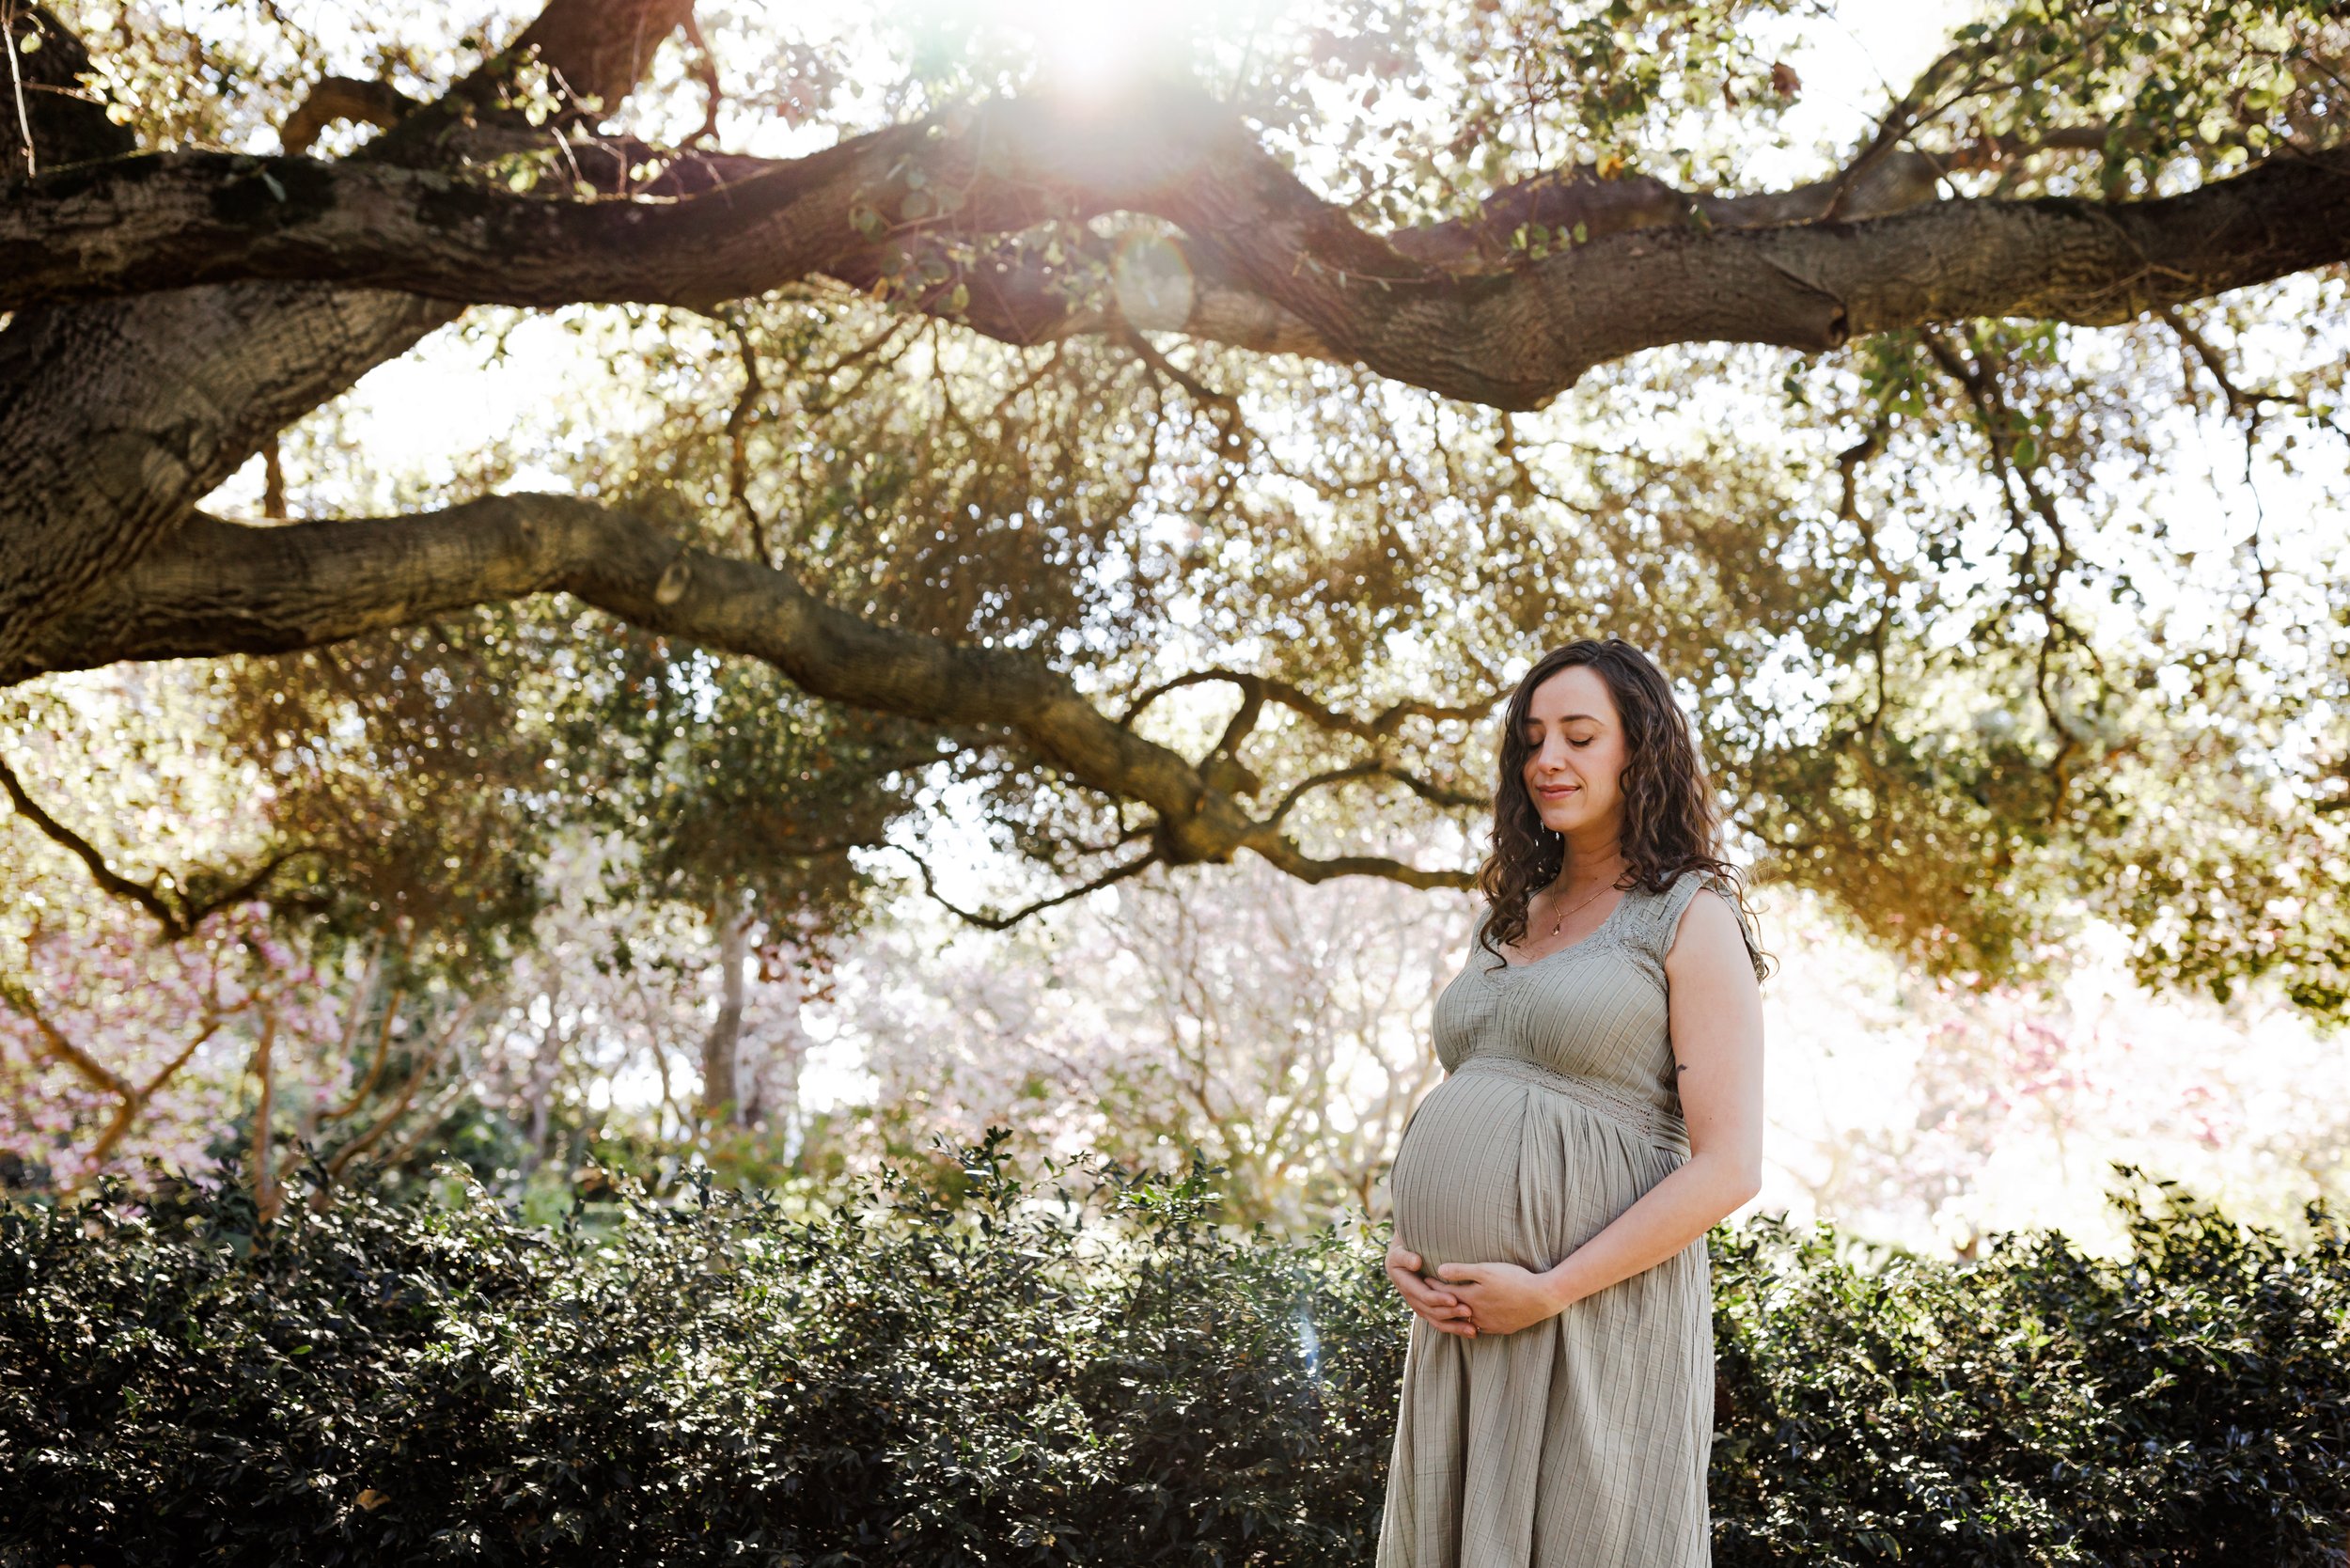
[6,101,2344,409]
[0,0,693,672]
[0,499,1427,876]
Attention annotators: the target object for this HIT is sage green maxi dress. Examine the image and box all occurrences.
[1376,869,1762,1568]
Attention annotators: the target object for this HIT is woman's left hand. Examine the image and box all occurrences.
[1430,1261,1565,1336]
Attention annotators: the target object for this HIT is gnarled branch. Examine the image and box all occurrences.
[4,95,2342,410]
[0,0,698,679]
[0,754,326,938]
[6,496,1473,892]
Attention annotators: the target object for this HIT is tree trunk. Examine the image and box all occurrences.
[248,1016,279,1225]
[699,887,748,1129]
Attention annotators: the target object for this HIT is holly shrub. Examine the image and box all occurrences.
[1,1138,2343,1566]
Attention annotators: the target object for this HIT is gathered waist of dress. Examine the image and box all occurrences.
[1449,1053,1690,1156]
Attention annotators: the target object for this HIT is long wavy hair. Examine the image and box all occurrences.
[1474,638,1764,973]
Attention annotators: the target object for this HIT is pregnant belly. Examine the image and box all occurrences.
[1387,1061,1683,1278]
[1387,1070,1547,1274]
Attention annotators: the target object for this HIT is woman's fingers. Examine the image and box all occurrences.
[1387,1271,1472,1330]
[1385,1247,1495,1337]
[1386,1260,1461,1309]
[1393,1274,1451,1312]
[1386,1247,1441,1293]
[1391,1278,1448,1316]
[1409,1295,1476,1336]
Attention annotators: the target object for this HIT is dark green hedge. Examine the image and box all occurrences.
[2,1138,2343,1567]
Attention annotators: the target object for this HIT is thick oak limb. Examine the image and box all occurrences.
[7,109,2344,409]
[8,500,1470,889]
[957,113,2350,409]
[1384,144,1987,268]
[831,128,2104,358]
[0,0,697,673]
[0,141,947,311]
[0,280,460,665]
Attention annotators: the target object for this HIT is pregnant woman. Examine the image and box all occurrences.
[1376,637,1768,1568]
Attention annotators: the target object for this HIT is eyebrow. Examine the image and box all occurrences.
[1526,713,1603,725]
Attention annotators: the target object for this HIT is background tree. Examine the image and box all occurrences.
[2,0,2346,1191]
[819,844,1475,1227]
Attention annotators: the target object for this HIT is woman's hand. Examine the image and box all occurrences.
[1385,1245,1477,1337]
[1431,1260,1567,1337]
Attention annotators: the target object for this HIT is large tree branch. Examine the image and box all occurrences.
[7,499,1473,888]
[6,95,2342,410]
[0,0,697,672]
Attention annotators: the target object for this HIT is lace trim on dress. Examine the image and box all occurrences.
[1451,1053,1691,1156]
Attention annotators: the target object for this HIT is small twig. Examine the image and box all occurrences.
[1837,420,1894,740]
[5,4,37,177]
[0,754,183,934]
[988,341,1066,424]
[891,843,1159,930]
[190,845,331,925]
[680,10,723,148]
[323,983,404,1121]
[1818,41,1976,220]
[325,997,474,1184]
[1919,327,2099,810]
[1119,666,1494,739]
[714,309,771,563]
[1262,760,1483,829]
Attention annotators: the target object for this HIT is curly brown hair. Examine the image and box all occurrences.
[1474,638,1765,973]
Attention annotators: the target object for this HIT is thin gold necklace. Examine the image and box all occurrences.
[1544,856,1625,939]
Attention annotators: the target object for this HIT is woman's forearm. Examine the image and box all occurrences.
[1536,1152,1757,1312]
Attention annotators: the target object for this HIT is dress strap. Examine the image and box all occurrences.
[1645,868,1767,981]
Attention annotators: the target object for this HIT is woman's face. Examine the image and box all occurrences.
[1519,664,1629,843]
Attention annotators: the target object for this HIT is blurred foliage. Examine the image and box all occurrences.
[0,1140,2344,1565]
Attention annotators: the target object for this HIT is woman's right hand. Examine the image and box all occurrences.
[1386,1244,1476,1338]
